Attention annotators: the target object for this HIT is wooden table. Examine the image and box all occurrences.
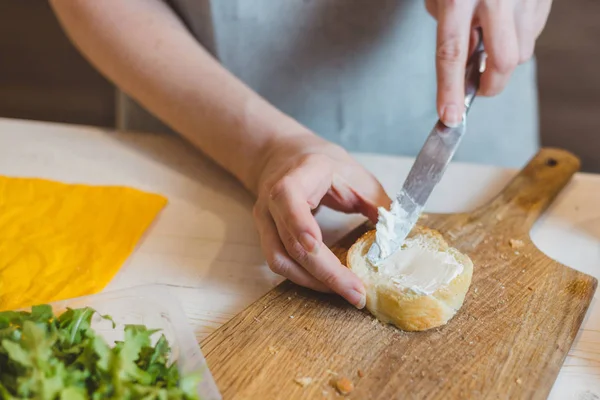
[1,117,598,399]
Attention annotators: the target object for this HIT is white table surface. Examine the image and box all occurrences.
[1,117,599,399]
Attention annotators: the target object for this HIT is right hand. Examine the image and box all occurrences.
[252,133,391,308]
[425,0,552,127]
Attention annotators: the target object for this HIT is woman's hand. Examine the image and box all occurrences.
[425,0,552,127]
[252,133,390,309]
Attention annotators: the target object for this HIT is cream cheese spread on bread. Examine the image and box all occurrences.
[376,237,464,295]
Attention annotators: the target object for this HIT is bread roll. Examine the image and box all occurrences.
[347,226,473,331]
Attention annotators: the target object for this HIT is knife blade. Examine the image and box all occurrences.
[367,33,487,264]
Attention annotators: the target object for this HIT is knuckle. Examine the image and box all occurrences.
[257,177,276,199]
[269,176,293,202]
[320,271,340,289]
[483,84,502,97]
[268,254,289,276]
[437,38,464,63]
[494,51,519,74]
[300,152,329,169]
[519,48,534,64]
[285,236,310,264]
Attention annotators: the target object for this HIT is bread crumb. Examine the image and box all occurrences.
[496,214,503,221]
[253,317,261,322]
[516,377,522,385]
[287,297,292,300]
[294,377,312,387]
[334,377,354,396]
[322,390,329,397]
[290,315,294,319]
[421,371,426,377]
[357,369,364,378]
[474,288,478,293]
[268,346,278,354]
[325,369,338,376]
[509,239,524,249]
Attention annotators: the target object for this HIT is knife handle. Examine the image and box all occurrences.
[464,28,486,114]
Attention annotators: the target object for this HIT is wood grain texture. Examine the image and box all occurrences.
[201,148,597,400]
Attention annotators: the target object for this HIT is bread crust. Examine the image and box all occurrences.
[347,227,473,331]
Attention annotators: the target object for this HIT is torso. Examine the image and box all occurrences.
[117,0,539,168]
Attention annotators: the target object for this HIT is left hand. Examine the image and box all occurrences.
[425,0,553,127]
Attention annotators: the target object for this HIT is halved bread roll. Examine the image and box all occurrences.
[347,226,473,331]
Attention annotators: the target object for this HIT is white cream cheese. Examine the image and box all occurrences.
[372,201,404,261]
[369,193,421,265]
[376,237,463,296]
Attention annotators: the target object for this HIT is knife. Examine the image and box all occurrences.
[367,32,487,264]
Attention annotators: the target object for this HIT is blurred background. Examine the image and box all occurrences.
[0,1,598,171]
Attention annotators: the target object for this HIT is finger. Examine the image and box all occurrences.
[425,0,438,18]
[268,156,332,247]
[274,214,367,309]
[468,26,481,57]
[514,3,536,64]
[253,204,329,293]
[535,0,552,38]
[268,179,366,308]
[435,0,474,127]
[322,173,390,223]
[273,154,390,225]
[479,2,519,96]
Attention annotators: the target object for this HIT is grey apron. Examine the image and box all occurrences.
[116,0,539,168]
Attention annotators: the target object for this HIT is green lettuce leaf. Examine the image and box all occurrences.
[0,306,201,400]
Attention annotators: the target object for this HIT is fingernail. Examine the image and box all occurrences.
[441,104,462,128]
[348,288,366,309]
[299,232,319,254]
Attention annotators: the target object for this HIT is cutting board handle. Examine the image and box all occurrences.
[471,148,580,231]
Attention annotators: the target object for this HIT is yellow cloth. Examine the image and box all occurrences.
[0,176,167,311]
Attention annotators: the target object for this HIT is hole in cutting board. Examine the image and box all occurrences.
[546,158,558,167]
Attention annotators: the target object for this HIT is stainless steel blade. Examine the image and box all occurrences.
[367,34,486,264]
[366,120,467,263]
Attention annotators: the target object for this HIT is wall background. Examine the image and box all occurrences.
[535,0,600,172]
[0,1,598,171]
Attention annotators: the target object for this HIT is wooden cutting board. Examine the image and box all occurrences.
[201,148,597,400]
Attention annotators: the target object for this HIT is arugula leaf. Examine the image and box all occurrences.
[0,306,201,400]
